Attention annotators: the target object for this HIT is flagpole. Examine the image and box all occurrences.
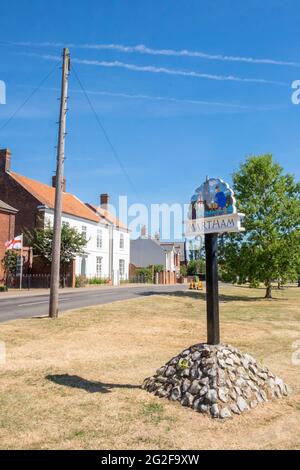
[19,234,23,290]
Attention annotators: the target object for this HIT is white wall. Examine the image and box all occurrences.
[112,228,130,280]
[43,209,129,280]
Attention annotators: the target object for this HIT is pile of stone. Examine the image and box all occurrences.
[142,343,289,419]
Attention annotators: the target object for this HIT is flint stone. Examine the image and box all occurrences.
[206,389,218,404]
[228,372,236,382]
[182,379,191,393]
[200,404,209,413]
[237,396,249,412]
[207,368,217,378]
[156,376,168,384]
[220,407,232,419]
[259,389,268,402]
[156,389,168,398]
[210,404,219,418]
[190,368,201,380]
[249,364,257,375]
[218,359,226,368]
[199,385,209,396]
[170,386,181,401]
[225,358,234,366]
[235,378,246,388]
[218,377,227,387]
[165,366,176,377]
[218,388,229,403]
[182,349,190,357]
[275,377,285,394]
[193,398,200,410]
[181,392,194,407]
[199,377,209,386]
[192,351,201,361]
[182,368,190,377]
[230,404,240,415]
[258,372,268,381]
[189,381,201,395]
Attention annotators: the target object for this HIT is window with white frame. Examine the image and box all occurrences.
[120,233,124,249]
[81,225,87,240]
[97,229,103,249]
[96,256,102,278]
[119,259,125,279]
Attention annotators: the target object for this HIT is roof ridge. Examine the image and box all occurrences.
[9,171,100,223]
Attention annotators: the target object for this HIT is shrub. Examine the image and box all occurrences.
[187,259,205,276]
[87,277,109,285]
[149,264,164,274]
[180,265,187,277]
[75,275,87,288]
[134,267,153,283]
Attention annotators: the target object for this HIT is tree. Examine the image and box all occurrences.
[219,155,300,298]
[187,258,205,276]
[2,250,18,284]
[25,222,87,285]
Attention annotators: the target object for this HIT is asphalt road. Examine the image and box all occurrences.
[0,284,188,323]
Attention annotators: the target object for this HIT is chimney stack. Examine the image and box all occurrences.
[100,193,109,210]
[0,148,11,173]
[52,175,66,192]
[141,225,147,238]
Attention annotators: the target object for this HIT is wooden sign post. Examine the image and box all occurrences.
[186,177,244,345]
[205,233,220,344]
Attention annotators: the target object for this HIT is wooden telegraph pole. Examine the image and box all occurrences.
[49,48,70,318]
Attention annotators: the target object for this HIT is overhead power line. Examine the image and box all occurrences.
[0,64,59,133]
[71,65,138,197]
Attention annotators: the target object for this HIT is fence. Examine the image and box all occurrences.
[129,273,153,284]
[129,271,178,284]
[6,273,72,289]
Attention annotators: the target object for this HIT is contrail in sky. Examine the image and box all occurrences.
[25,52,287,86]
[11,41,300,67]
[15,84,273,111]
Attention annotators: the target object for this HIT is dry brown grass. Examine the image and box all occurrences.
[0,284,299,450]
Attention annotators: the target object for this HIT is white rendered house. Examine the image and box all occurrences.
[43,195,130,281]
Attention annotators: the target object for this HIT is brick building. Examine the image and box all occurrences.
[0,148,130,283]
[0,199,18,283]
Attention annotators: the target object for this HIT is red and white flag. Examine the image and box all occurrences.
[5,234,23,250]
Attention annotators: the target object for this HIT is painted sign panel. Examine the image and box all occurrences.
[185,213,244,237]
[189,178,236,219]
[186,178,244,236]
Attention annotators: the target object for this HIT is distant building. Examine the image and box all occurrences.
[130,236,182,278]
[0,148,130,282]
[0,199,18,283]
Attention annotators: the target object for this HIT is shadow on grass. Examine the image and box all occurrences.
[46,374,141,394]
[138,289,271,302]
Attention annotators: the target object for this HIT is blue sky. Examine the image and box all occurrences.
[0,0,300,232]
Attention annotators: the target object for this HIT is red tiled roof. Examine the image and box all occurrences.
[9,172,100,223]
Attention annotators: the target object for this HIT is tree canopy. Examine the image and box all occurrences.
[219,154,300,298]
[25,222,87,268]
